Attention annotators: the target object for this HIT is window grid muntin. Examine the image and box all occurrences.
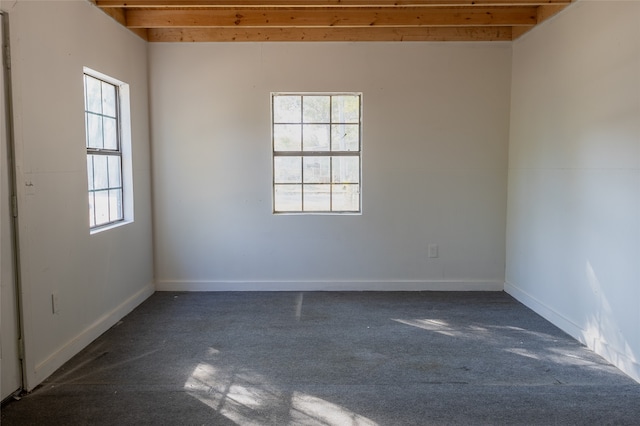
[272,93,361,214]
[85,73,124,229]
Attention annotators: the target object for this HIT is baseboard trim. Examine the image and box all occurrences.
[505,281,640,384]
[504,281,584,338]
[31,282,155,389]
[156,280,504,292]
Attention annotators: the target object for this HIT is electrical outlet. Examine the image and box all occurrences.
[428,244,439,258]
[52,292,60,314]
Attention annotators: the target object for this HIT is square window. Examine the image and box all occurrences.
[272,93,361,213]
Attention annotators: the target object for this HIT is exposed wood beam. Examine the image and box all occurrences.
[126,7,537,28]
[511,4,565,39]
[536,4,566,23]
[131,27,151,39]
[97,0,570,7]
[92,0,573,42]
[101,6,127,24]
[101,7,150,39]
[510,25,531,39]
[148,25,512,41]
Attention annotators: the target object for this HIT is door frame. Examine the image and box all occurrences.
[1,9,25,401]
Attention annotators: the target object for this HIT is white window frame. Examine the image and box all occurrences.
[271,92,362,214]
[84,67,134,233]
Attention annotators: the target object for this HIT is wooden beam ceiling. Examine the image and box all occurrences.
[93,0,573,42]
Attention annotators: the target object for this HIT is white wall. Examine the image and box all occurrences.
[506,1,640,382]
[5,0,639,391]
[150,42,511,291]
[6,0,154,389]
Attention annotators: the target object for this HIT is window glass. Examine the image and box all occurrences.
[84,72,125,229]
[272,93,361,213]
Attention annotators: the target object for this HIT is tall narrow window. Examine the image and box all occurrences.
[84,71,127,229]
[272,93,362,213]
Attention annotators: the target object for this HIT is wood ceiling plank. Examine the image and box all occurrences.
[98,0,570,7]
[536,4,567,23]
[511,4,566,39]
[510,24,533,39]
[130,27,151,39]
[126,6,537,27]
[100,7,150,39]
[148,25,512,41]
[101,6,127,25]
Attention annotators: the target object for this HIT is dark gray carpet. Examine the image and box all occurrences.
[2,291,639,425]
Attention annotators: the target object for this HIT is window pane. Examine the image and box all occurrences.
[331,124,359,152]
[303,156,330,183]
[93,155,108,190]
[101,81,117,117]
[304,184,331,211]
[108,155,122,187]
[85,75,102,114]
[85,71,128,229]
[103,117,118,150]
[109,189,123,221]
[303,96,330,123]
[87,113,103,149]
[332,156,360,184]
[272,93,361,214]
[88,193,95,228]
[332,184,360,211]
[303,124,330,151]
[274,156,301,183]
[87,156,94,190]
[273,96,301,123]
[332,95,360,124]
[274,184,302,212]
[94,190,110,226]
[273,124,301,151]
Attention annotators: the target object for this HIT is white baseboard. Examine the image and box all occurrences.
[504,281,584,338]
[30,282,155,389]
[505,281,640,384]
[156,280,504,292]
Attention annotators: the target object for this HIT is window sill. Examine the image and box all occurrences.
[90,219,133,235]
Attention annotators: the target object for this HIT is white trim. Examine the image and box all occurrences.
[271,93,363,215]
[504,281,584,338]
[505,281,640,384]
[83,67,134,233]
[29,283,154,389]
[82,66,125,87]
[89,218,134,235]
[156,280,504,292]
